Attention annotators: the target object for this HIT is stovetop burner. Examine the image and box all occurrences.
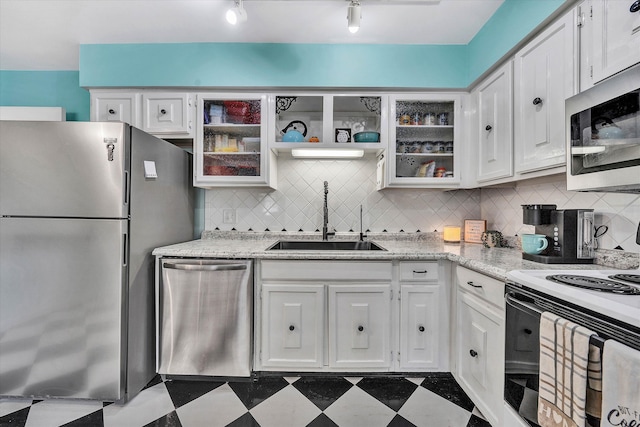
[609,274,640,285]
[546,274,640,295]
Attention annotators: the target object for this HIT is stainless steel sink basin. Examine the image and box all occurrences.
[267,240,386,251]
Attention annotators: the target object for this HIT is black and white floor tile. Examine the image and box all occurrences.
[0,374,492,427]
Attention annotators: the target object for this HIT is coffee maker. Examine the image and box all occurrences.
[522,204,595,264]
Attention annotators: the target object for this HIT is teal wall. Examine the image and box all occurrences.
[79,43,469,88]
[0,71,90,121]
[467,0,566,81]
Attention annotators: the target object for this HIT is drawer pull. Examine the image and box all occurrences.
[357,325,364,332]
[485,125,492,131]
[524,328,532,335]
[289,325,295,331]
[467,281,483,288]
[469,349,478,358]
[418,325,425,332]
[413,270,428,274]
[108,108,116,115]
[160,108,167,115]
[533,97,543,106]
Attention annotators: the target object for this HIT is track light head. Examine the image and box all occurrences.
[347,0,361,33]
[226,0,247,25]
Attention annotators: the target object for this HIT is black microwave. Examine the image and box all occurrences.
[565,64,640,193]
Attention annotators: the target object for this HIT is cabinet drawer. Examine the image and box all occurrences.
[399,262,438,282]
[261,260,392,281]
[456,266,504,310]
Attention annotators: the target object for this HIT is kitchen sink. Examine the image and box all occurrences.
[267,240,386,251]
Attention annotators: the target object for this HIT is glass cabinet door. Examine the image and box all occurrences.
[195,94,269,186]
[389,95,460,186]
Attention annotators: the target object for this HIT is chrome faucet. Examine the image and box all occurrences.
[359,204,367,241]
[322,181,335,241]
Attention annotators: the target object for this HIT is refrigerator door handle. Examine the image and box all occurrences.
[123,232,128,267]
[162,262,247,272]
[123,170,129,207]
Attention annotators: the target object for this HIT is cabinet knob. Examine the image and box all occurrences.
[418,325,425,332]
[485,125,492,131]
[631,0,640,12]
[467,281,483,288]
[160,109,167,115]
[289,325,295,331]
[357,325,364,332]
[108,108,116,115]
[469,349,478,358]
[532,97,543,106]
[524,328,532,335]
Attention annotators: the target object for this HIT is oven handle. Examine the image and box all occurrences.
[506,290,608,350]
[505,291,544,316]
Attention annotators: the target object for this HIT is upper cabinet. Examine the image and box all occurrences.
[513,10,576,174]
[579,0,640,90]
[474,61,514,183]
[269,94,387,153]
[388,94,462,187]
[194,93,275,188]
[141,92,192,136]
[91,91,138,125]
[90,90,195,139]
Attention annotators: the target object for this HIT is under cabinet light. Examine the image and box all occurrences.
[291,149,364,159]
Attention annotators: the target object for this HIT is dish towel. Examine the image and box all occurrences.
[600,340,640,427]
[538,312,596,427]
[585,343,602,419]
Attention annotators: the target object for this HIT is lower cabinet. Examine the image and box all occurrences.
[454,266,505,427]
[328,285,391,368]
[261,284,324,368]
[255,260,449,373]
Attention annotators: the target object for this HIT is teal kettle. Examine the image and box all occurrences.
[281,120,307,142]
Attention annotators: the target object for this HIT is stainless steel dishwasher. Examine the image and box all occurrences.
[158,259,252,377]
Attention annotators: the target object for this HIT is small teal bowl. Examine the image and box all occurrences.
[353,132,380,142]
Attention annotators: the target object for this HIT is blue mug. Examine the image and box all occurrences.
[521,234,549,255]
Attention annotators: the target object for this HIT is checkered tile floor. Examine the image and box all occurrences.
[0,374,492,427]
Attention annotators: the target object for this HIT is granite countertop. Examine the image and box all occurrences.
[152,231,640,281]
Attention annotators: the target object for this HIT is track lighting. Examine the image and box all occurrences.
[347,0,361,33]
[226,0,247,25]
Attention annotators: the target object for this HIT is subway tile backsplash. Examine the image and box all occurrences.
[205,154,481,235]
[204,156,640,253]
[480,175,640,253]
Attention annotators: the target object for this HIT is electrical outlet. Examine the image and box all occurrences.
[223,209,236,224]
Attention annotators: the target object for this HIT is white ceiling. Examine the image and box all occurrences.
[0,0,504,70]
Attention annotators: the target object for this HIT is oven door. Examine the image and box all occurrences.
[504,288,543,427]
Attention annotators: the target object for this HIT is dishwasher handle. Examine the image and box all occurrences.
[163,262,248,272]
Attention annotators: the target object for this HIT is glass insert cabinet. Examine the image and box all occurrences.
[388,94,461,186]
[194,94,271,187]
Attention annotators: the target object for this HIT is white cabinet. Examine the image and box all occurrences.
[514,10,576,173]
[580,0,640,89]
[454,266,505,427]
[397,261,447,370]
[142,92,193,136]
[269,93,387,154]
[194,93,276,188]
[475,61,514,182]
[91,91,138,125]
[260,284,324,368]
[255,259,448,373]
[388,94,462,187]
[328,284,392,369]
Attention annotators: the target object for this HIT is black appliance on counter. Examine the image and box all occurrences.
[521,204,595,264]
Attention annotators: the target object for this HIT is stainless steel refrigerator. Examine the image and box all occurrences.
[0,121,194,402]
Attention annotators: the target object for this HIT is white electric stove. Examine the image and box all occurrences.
[507,269,640,328]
